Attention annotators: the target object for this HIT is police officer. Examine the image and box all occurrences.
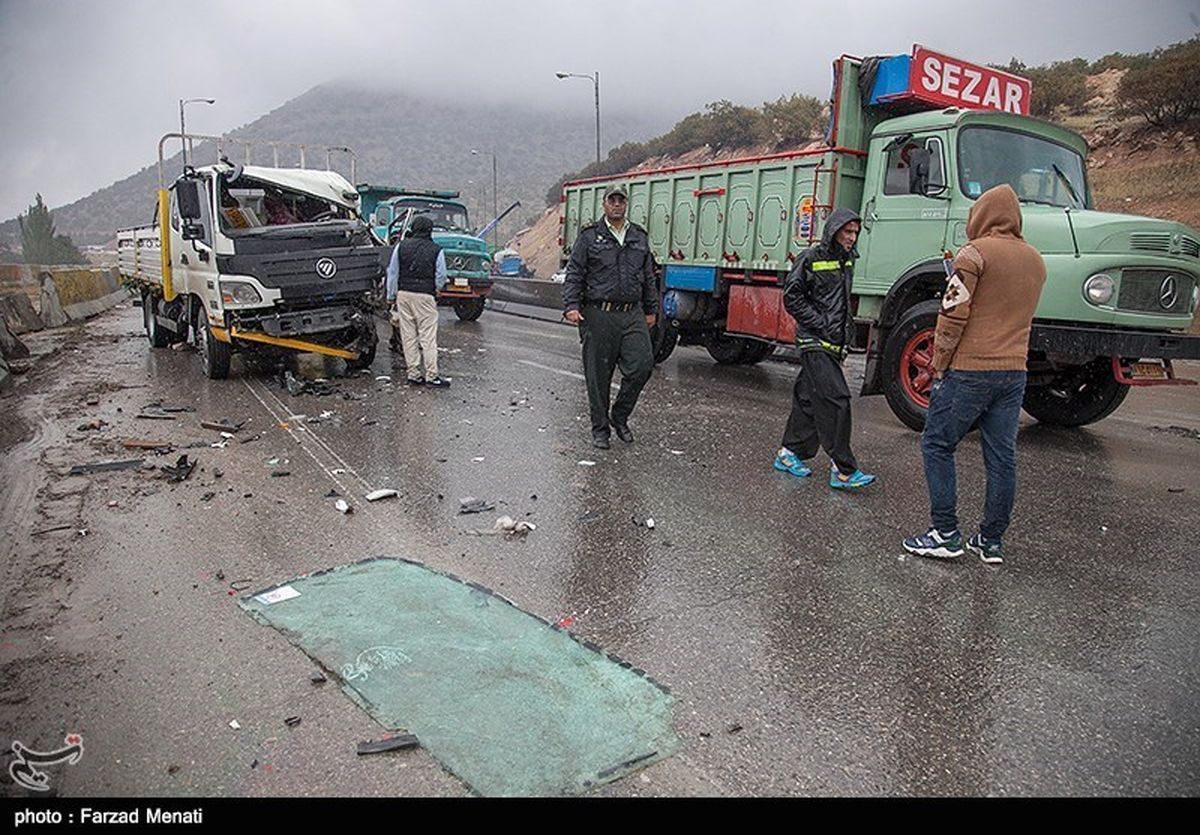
[563,184,658,449]
[771,208,876,489]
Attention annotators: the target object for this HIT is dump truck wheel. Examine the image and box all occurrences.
[738,341,775,365]
[882,300,941,431]
[706,334,750,364]
[651,321,679,364]
[454,299,486,321]
[1022,358,1129,427]
[144,293,170,348]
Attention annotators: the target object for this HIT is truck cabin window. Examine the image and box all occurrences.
[958,127,1089,208]
[217,178,355,233]
[392,201,471,235]
[884,138,945,197]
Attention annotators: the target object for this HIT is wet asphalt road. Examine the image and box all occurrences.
[2,301,1198,797]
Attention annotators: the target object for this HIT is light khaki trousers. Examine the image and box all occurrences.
[393,291,439,380]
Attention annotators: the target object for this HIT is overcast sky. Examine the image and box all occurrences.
[0,0,1196,220]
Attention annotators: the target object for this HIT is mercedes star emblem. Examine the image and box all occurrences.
[1159,275,1178,310]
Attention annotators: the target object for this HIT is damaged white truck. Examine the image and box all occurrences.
[118,133,382,378]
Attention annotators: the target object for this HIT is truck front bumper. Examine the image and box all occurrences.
[1030,323,1200,360]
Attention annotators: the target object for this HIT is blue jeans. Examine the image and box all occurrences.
[921,370,1026,540]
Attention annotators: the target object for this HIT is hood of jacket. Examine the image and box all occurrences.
[820,208,862,258]
[967,184,1023,240]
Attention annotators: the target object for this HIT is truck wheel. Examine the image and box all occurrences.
[1022,357,1130,427]
[738,341,775,365]
[454,298,486,321]
[882,300,941,431]
[143,293,170,348]
[651,321,679,364]
[706,334,750,364]
[196,313,231,380]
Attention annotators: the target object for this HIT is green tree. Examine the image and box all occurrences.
[18,194,87,265]
[760,94,825,147]
[1118,37,1200,126]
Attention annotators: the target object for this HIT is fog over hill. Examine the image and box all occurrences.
[0,81,675,247]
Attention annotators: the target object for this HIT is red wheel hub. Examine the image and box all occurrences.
[900,328,936,409]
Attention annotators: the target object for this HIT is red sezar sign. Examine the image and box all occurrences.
[908,45,1031,115]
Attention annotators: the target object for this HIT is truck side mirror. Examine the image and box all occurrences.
[177,180,204,220]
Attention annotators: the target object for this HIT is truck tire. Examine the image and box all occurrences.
[651,321,679,364]
[1022,357,1130,427]
[706,334,750,365]
[882,299,941,431]
[738,341,775,365]
[454,298,486,321]
[196,313,231,380]
[143,293,170,348]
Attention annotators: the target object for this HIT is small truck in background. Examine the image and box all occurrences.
[358,185,493,321]
[118,133,382,378]
[561,45,1200,430]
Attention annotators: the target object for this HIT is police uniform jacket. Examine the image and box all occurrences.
[563,221,658,314]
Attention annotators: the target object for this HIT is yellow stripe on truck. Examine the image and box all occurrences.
[158,189,175,301]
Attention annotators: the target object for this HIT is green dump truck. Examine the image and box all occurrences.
[561,45,1200,430]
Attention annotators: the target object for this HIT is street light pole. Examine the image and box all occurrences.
[555,71,601,166]
[179,97,215,171]
[472,148,500,247]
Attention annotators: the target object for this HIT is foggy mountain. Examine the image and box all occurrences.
[0,81,676,247]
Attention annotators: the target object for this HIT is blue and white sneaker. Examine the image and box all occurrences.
[772,448,811,478]
[966,533,1005,565]
[830,466,876,489]
[903,528,965,559]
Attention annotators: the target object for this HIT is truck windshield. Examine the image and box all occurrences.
[217,176,360,234]
[392,201,471,234]
[958,127,1089,209]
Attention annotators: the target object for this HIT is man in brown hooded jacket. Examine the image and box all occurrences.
[903,184,1046,564]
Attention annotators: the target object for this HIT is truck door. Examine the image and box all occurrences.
[857,133,951,295]
[172,175,219,300]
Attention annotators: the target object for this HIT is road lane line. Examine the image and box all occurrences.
[515,359,621,392]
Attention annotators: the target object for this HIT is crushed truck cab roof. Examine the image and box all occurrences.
[197,164,362,211]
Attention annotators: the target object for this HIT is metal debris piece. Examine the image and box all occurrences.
[239,433,262,444]
[335,499,352,514]
[161,454,196,482]
[228,720,241,730]
[122,438,173,450]
[458,497,496,514]
[356,734,419,755]
[365,489,399,502]
[310,671,327,684]
[201,420,244,433]
[135,412,177,421]
[284,716,301,728]
[577,460,597,467]
[270,470,291,478]
[201,492,216,502]
[69,458,143,475]
[145,403,195,413]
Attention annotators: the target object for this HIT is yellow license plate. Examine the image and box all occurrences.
[1132,362,1167,379]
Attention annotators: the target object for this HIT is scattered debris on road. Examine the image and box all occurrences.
[365,489,399,502]
[335,499,352,515]
[459,497,496,514]
[356,734,419,755]
[161,455,197,482]
[122,438,173,450]
[201,419,245,433]
[69,458,143,475]
[284,716,302,728]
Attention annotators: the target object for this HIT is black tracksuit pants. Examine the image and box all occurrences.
[781,348,858,474]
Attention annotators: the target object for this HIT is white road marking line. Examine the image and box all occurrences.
[516,359,620,391]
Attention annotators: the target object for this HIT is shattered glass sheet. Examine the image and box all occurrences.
[239,558,677,796]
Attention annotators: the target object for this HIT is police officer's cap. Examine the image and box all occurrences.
[603,184,629,200]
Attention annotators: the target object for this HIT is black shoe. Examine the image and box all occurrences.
[591,432,611,450]
[406,377,425,386]
[425,377,451,389]
[612,419,634,444]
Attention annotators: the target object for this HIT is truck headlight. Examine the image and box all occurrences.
[1084,273,1115,305]
[220,281,263,305]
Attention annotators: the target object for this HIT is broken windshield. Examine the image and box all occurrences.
[958,127,1090,209]
[217,176,362,235]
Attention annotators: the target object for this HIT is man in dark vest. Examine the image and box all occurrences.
[563,184,659,449]
[386,215,450,388]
